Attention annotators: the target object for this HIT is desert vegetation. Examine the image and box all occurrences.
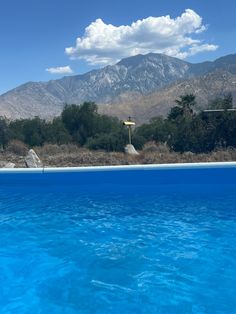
[0,142,236,168]
[0,93,236,167]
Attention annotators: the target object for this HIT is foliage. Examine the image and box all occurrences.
[0,95,235,154]
[208,93,233,110]
[9,117,47,146]
[174,93,196,117]
[0,118,9,149]
[136,93,236,153]
[61,103,124,146]
[86,132,125,152]
[44,117,71,145]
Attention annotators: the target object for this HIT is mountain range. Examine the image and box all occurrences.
[0,53,236,122]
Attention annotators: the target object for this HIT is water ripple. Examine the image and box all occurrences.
[0,185,236,313]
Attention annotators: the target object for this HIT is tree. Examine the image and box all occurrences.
[174,94,196,117]
[136,117,170,143]
[208,93,233,110]
[61,102,127,146]
[45,117,71,144]
[168,106,184,121]
[9,117,47,147]
[0,118,9,149]
[61,102,98,145]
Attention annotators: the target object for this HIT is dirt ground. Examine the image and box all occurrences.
[1,143,236,168]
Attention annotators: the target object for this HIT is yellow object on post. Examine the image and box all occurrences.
[123,120,136,126]
[123,117,136,145]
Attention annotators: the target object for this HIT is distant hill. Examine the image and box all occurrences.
[99,70,236,124]
[0,53,236,121]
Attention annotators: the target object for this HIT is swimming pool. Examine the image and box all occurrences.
[0,163,236,313]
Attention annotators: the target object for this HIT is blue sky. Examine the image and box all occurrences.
[0,0,236,94]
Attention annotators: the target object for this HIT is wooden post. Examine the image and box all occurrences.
[128,126,132,144]
[123,117,136,145]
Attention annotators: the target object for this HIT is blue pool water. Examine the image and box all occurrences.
[0,165,236,313]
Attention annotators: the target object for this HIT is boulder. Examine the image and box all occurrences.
[0,161,7,168]
[3,162,15,168]
[25,149,43,168]
[124,144,139,155]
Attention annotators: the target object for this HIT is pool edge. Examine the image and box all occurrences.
[0,161,236,174]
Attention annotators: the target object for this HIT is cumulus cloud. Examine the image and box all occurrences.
[188,43,217,55]
[46,66,73,74]
[65,9,218,65]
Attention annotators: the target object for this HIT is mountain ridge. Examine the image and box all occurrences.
[0,52,236,121]
[99,69,236,124]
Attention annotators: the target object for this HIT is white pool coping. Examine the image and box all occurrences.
[0,161,236,174]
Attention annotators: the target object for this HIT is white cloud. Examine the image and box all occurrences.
[46,66,73,74]
[65,9,218,65]
[188,43,218,55]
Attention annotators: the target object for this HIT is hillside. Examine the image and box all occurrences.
[99,70,236,124]
[0,53,236,120]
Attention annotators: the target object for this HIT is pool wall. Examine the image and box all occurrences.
[0,162,236,186]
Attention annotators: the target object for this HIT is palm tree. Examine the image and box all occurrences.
[175,94,196,117]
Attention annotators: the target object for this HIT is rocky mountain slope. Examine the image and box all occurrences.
[99,70,236,124]
[0,53,236,120]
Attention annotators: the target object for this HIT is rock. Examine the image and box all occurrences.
[25,149,43,168]
[124,144,139,155]
[184,151,194,157]
[3,162,15,168]
[0,161,7,167]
